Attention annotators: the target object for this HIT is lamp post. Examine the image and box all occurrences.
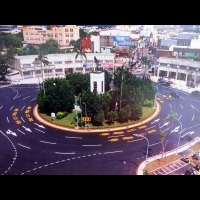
[74,96,78,128]
[83,102,87,129]
[133,134,150,174]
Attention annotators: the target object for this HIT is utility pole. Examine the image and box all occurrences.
[80,97,82,127]
[83,102,87,129]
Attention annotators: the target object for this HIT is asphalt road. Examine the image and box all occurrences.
[0,81,200,175]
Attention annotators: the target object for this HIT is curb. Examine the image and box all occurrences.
[33,101,161,133]
[137,137,200,175]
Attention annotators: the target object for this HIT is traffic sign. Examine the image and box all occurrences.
[82,117,91,122]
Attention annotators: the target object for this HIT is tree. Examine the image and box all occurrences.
[37,78,75,114]
[33,52,50,96]
[65,72,90,95]
[160,130,166,162]
[94,109,105,125]
[39,38,59,54]
[17,45,38,55]
[4,34,22,48]
[107,111,118,124]
[164,110,178,149]
[103,70,113,92]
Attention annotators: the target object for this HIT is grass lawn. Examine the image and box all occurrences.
[39,106,156,129]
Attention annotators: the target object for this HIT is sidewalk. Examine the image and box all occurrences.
[137,137,200,175]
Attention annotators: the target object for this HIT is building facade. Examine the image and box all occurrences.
[14,53,115,80]
[22,25,79,49]
[156,57,200,84]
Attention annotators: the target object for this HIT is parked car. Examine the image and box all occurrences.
[137,66,143,72]
[11,80,21,85]
[192,151,200,160]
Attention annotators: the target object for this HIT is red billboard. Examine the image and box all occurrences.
[81,36,91,53]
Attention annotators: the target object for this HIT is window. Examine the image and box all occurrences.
[93,81,97,92]
[66,39,69,43]
[101,81,103,92]
[65,34,69,37]
[86,60,93,63]
[70,33,73,37]
[54,61,62,64]
[55,68,63,72]
[65,61,73,64]
[65,29,69,32]
[70,29,73,32]
[75,60,82,63]
[26,32,28,35]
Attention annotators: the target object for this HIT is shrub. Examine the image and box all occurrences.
[191,90,200,97]
[56,111,68,119]
[143,99,153,107]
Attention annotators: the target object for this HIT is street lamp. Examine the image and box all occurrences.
[133,134,150,174]
[74,96,79,129]
[175,128,186,155]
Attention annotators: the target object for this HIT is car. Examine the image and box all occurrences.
[137,67,143,72]
[11,80,21,85]
[192,151,200,160]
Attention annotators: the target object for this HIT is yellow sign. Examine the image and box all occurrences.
[14,108,19,112]
[82,117,91,122]
[27,106,31,110]
[127,128,136,132]
[25,110,30,114]
[28,118,34,122]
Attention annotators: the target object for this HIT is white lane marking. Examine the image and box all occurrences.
[180,104,183,109]
[179,96,185,100]
[21,117,25,122]
[160,122,169,128]
[40,141,56,144]
[178,115,182,120]
[23,96,30,100]
[145,125,156,130]
[17,129,25,135]
[0,105,3,109]
[13,95,21,99]
[108,135,124,138]
[21,106,25,111]
[82,144,102,147]
[151,118,160,124]
[166,114,170,119]
[12,88,18,99]
[10,105,14,110]
[65,136,82,139]
[18,143,31,149]
[192,115,194,121]
[191,105,194,109]
[34,123,45,129]
[31,98,36,101]
[149,142,162,147]
[35,128,45,133]
[7,117,9,123]
[128,138,144,142]
[55,152,75,154]
[169,103,172,108]
[181,131,195,138]
[162,127,170,132]
[193,106,200,112]
[104,150,123,154]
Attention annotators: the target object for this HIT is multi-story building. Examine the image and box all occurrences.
[14,53,115,80]
[22,25,80,49]
[156,57,200,84]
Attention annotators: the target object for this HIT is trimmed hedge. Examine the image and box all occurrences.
[56,111,68,119]
[143,99,154,107]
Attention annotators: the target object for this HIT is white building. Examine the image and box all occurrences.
[91,35,100,53]
[190,35,200,49]
[140,25,157,37]
[157,57,200,84]
[90,72,105,94]
[14,53,115,80]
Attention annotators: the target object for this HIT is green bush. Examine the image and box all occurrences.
[142,99,153,107]
[191,90,200,97]
[56,111,68,119]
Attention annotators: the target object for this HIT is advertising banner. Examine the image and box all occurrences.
[113,36,130,46]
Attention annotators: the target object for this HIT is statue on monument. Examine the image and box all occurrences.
[94,56,101,72]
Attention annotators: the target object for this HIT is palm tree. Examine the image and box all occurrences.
[75,39,87,74]
[160,130,166,162]
[141,55,149,77]
[164,110,178,149]
[33,52,49,96]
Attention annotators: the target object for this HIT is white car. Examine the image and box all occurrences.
[137,67,143,72]
[11,80,21,85]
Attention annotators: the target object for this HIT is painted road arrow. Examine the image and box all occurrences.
[34,123,45,129]
[151,118,160,124]
[181,131,195,138]
[22,126,32,132]
[160,122,169,128]
[171,126,180,133]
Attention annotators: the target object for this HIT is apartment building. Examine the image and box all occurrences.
[22,25,79,49]
[14,53,115,80]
